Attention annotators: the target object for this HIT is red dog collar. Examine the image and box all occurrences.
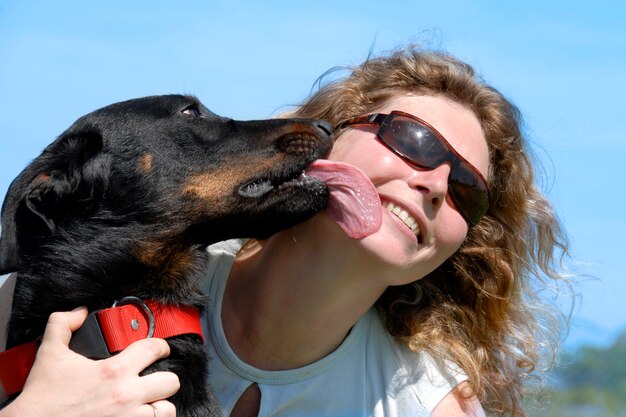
[0,299,204,398]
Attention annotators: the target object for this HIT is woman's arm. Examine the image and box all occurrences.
[1,307,180,417]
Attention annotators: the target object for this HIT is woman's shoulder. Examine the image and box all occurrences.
[206,239,245,257]
[364,310,469,413]
[431,382,486,417]
[0,273,16,350]
[198,239,243,295]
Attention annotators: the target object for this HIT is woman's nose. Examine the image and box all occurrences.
[407,163,451,208]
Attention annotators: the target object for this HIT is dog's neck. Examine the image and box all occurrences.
[7,225,210,348]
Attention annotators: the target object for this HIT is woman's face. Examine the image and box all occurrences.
[325,94,490,285]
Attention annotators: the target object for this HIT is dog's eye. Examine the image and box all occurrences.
[181,105,201,117]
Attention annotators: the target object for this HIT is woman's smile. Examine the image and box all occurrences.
[381,199,423,243]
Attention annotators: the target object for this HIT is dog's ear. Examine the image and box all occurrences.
[0,129,109,273]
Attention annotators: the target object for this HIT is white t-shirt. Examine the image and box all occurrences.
[201,240,467,417]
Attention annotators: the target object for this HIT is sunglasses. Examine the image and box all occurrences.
[336,111,490,225]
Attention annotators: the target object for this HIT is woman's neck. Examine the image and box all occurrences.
[221,225,387,371]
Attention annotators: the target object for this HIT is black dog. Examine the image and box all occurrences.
[0,95,332,416]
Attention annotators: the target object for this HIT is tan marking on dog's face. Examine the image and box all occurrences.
[139,154,154,173]
[182,169,240,205]
[181,156,281,204]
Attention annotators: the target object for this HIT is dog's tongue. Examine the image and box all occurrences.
[305,160,382,239]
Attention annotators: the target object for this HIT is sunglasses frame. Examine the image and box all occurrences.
[336,110,490,225]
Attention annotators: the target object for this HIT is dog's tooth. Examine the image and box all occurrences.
[239,179,274,198]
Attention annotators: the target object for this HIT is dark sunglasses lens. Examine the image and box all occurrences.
[449,166,489,224]
[377,113,489,225]
[379,116,448,168]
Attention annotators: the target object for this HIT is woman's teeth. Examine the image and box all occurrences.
[384,201,420,235]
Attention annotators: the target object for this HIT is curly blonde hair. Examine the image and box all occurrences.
[285,46,571,416]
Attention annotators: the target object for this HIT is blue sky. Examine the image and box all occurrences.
[1,1,624,349]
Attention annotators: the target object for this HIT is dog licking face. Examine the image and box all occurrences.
[0,95,333,416]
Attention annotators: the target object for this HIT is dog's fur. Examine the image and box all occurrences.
[0,94,332,416]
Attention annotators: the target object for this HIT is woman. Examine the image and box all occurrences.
[1,46,570,417]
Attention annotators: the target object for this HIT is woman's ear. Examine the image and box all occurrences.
[0,129,108,274]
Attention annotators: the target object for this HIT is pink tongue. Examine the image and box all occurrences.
[305,159,382,239]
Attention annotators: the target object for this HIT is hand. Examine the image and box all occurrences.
[2,307,180,417]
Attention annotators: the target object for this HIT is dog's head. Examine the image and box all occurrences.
[0,95,332,274]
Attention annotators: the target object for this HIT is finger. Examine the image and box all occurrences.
[143,400,176,417]
[140,371,181,403]
[40,307,89,348]
[107,337,171,373]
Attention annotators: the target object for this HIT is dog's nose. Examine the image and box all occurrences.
[315,121,334,138]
